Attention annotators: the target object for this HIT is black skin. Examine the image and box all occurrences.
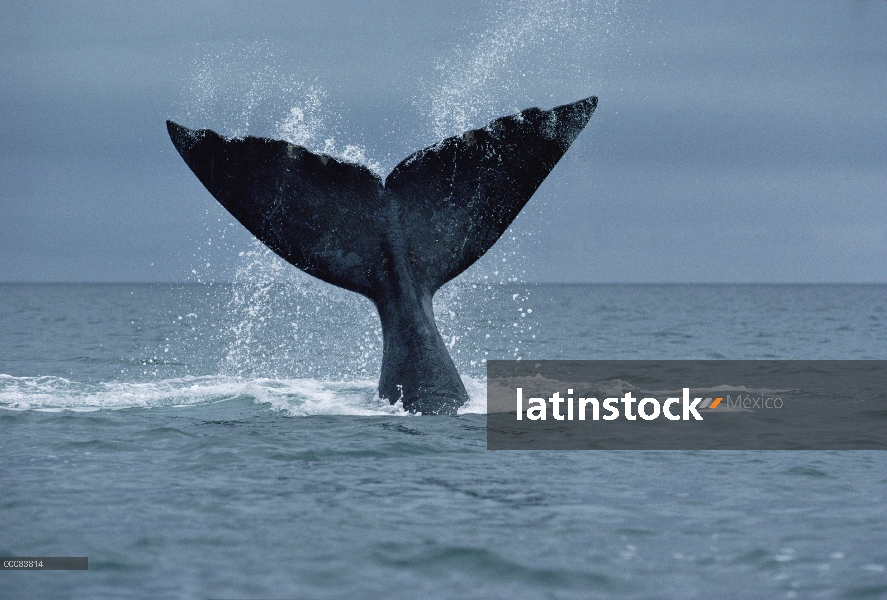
[167,96,596,414]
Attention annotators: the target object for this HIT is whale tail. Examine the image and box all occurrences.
[167,96,596,414]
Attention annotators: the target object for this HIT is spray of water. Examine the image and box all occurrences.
[178,1,626,399]
[178,41,388,385]
[421,0,624,365]
[183,41,383,175]
[419,0,622,140]
[219,241,382,381]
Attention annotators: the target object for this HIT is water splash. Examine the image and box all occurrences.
[179,42,388,380]
[418,0,625,363]
[183,42,324,140]
[178,1,626,383]
[419,0,623,140]
[182,41,381,174]
[0,374,486,415]
[216,241,382,381]
[276,95,325,147]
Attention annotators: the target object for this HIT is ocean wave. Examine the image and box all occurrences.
[0,374,487,416]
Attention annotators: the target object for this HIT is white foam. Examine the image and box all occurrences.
[0,373,488,416]
[458,375,488,415]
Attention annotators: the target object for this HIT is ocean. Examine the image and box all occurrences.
[2,281,886,599]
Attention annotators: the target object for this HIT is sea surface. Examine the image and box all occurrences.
[2,282,886,599]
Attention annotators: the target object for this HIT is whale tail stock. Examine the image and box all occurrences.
[167,96,597,414]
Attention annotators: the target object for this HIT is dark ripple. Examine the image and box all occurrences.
[373,543,617,591]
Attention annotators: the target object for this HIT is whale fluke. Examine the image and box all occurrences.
[167,95,596,414]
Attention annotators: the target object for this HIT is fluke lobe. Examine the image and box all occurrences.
[167,96,597,414]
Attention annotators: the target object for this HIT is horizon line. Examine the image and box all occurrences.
[1,280,885,286]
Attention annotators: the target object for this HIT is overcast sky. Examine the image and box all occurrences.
[1,0,885,283]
